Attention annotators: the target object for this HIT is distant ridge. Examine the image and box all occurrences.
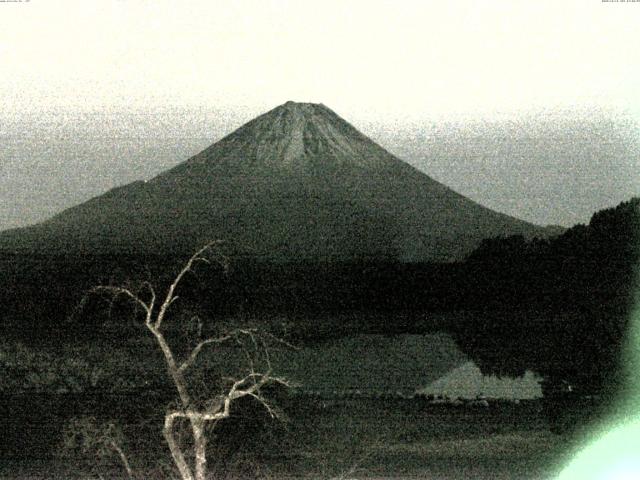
[0,102,557,261]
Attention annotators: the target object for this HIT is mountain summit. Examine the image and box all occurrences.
[160,101,410,175]
[0,102,552,261]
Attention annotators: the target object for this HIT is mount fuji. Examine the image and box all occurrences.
[0,102,555,261]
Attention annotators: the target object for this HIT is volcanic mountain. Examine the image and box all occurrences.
[0,102,554,261]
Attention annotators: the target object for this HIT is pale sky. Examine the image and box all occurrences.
[1,0,639,229]
[2,0,640,117]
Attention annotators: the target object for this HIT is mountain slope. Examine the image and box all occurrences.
[0,102,552,261]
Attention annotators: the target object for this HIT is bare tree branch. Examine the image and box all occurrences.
[141,280,157,317]
[178,334,233,373]
[178,328,259,373]
[263,330,301,351]
[90,286,153,324]
[83,242,295,480]
[155,240,224,330]
[108,439,134,480]
[164,411,194,480]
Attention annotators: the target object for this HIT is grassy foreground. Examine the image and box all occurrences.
[1,397,576,479]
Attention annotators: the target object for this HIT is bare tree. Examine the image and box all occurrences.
[90,242,294,480]
[61,416,134,480]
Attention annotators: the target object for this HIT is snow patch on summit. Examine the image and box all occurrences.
[235,101,390,171]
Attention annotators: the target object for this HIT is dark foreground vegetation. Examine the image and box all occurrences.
[0,198,638,477]
[1,390,574,479]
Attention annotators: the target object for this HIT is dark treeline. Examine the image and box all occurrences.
[451,197,639,395]
[0,250,467,341]
[1,198,638,393]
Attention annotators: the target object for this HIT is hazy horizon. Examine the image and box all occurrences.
[2,103,638,232]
